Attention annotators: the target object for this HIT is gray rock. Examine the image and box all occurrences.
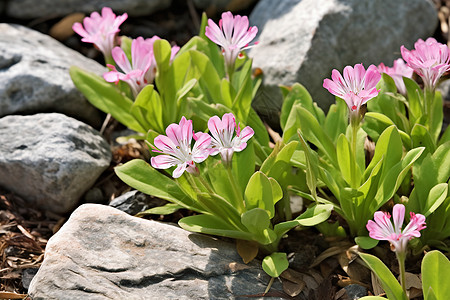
[0,23,104,127]
[0,113,111,214]
[28,204,284,300]
[344,284,367,299]
[109,190,156,215]
[249,0,437,116]
[22,268,39,291]
[5,0,171,19]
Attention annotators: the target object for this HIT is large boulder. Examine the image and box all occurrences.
[0,113,111,214]
[249,0,438,119]
[28,204,284,299]
[5,0,171,18]
[0,23,104,127]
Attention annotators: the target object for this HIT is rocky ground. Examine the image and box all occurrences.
[0,0,449,299]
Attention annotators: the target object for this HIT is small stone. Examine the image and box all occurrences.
[29,204,284,299]
[0,113,111,214]
[22,268,39,291]
[83,187,104,204]
[108,190,156,215]
[0,23,104,127]
[344,284,368,300]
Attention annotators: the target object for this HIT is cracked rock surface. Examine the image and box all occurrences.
[29,204,283,300]
[0,113,111,214]
[0,23,104,127]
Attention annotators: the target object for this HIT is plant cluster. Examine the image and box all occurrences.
[72,7,450,298]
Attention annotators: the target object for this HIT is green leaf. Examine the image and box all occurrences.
[403,76,423,122]
[260,141,299,185]
[297,132,319,200]
[284,105,337,165]
[247,108,270,148]
[423,183,448,217]
[364,125,402,181]
[231,63,253,122]
[114,159,201,211]
[244,171,276,218]
[136,203,183,217]
[232,140,256,193]
[274,204,333,237]
[190,50,222,104]
[241,208,271,233]
[373,147,424,210]
[439,124,450,146]
[358,297,388,300]
[324,98,348,143]
[131,85,164,133]
[355,236,379,250]
[364,112,411,147]
[411,123,436,153]
[269,177,283,205]
[359,253,408,300]
[69,66,146,133]
[280,83,320,130]
[422,250,450,300]
[336,134,358,187]
[153,39,172,72]
[430,91,444,142]
[262,252,289,278]
[179,214,254,241]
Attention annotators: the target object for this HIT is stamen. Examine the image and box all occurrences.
[352,105,357,111]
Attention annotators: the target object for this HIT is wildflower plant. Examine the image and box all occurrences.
[115,114,332,278]
[70,9,270,161]
[70,6,450,293]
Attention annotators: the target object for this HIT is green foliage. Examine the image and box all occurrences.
[359,251,450,300]
[359,253,408,300]
[262,252,289,278]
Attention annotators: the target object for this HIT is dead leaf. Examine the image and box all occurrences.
[0,291,28,299]
[371,271,385,296]
[228,262,251,272]
[280,268,305,285]
[282,278,305,297]
[236,239,258,264]
[49,13,85,40]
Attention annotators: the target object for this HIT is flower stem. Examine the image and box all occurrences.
[350,121,360,189]
[396,250,407,297]
[197,175,215,194]
[424,87,435,134]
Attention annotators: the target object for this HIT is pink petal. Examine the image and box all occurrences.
[392,204,405,233]
[208,115,225,142]
[111,47,132,73]
[221,11,234,41]
[172,164,188,178]
[153,135,177,154]
[151,155,180,170]
[239,126,254,142]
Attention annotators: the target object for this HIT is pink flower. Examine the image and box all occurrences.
[103,36,179,97]
[207,113,254,163]
[323,64,381,113]
[366,204,426,253]
[151,117,211,178]
[72,7,127,59]
[378,58,413,95]
[205,11,258,70]
[401,38,450,90]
